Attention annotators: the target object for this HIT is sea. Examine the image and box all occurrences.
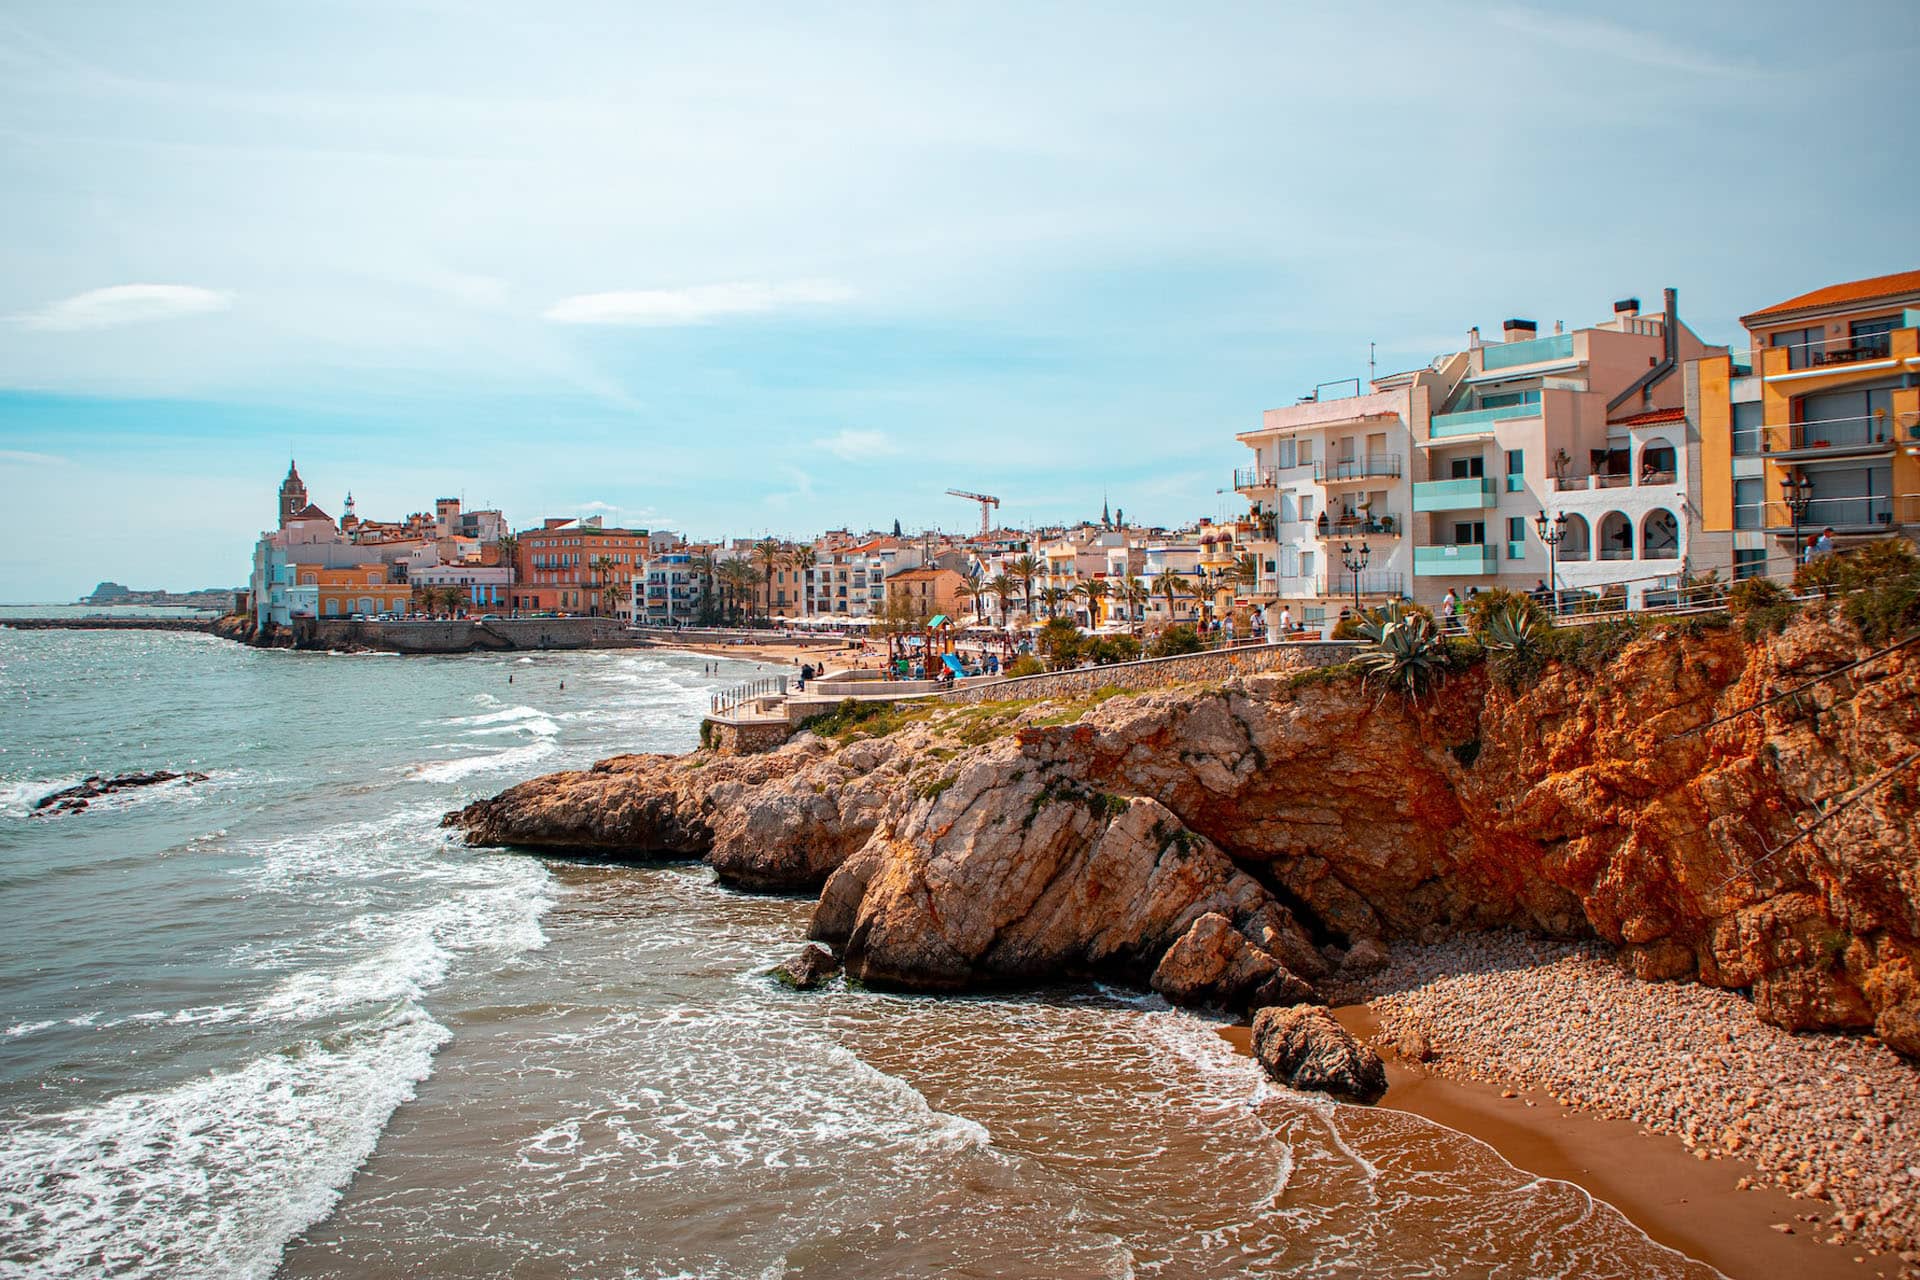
[0,627,1720,1279]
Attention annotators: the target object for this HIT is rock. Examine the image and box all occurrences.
[771,943,840,990]
[32,770,210,816]
[1150,912,1318,1011]
[1343,938,1388,972]
[1395,1029,1433,1063]
[1250,1005,1388,1105]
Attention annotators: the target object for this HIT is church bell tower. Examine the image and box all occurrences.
[278,460,308,528]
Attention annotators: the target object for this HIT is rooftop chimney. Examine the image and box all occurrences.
[1614,298,1641,319]
[1502,318,1537,344]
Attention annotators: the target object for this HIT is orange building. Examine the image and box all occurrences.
[293,563,412,617]
[883,566,968,620]
[511,517,651,615]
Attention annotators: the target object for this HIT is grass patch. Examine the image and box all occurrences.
[915,774,958,802]
[799,697,933,742]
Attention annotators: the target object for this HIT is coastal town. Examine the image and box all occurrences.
[241,267,1920,647]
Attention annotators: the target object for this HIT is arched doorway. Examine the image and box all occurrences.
[1637,439,1677,484]
[1559,513,1592,561]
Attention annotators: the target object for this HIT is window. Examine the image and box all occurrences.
[1733,548,1768,580]
[1452,521,1486,546]
[1276,439,1297,469]
[1480,389,1541,410]
[1850,316,1897,357]
[1300,550,1315,580]
[1299,495,1315,522]
[1770,326,1822,370]
[1731,402,1762,456]
[1505,449,1525,492]
[1449,455,1486,479]
[1297,439,1314,466]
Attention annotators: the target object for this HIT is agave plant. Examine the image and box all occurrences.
[1354,600,1443,700]
[1478,602,1538,654]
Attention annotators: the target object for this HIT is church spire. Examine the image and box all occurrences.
[278,459,309,528]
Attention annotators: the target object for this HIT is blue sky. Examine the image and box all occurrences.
[0,1,1914,599]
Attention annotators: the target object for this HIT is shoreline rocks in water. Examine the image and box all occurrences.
[771,942,840,990]
[32,770,210,816]
[1250,1004,1389,1105]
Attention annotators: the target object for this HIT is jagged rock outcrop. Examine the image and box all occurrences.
[1251,1005,1388,1103]
[449,612,1920,1054]
[1150,912,1319,1010]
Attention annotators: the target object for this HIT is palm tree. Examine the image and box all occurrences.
[1039,585,1068,619]
[689,552,718,621]
[787,544,817,617]
[1074,578,1109,628]
[410,582,432,617]
[1117,575,1150,635]
[716,559,762,623]
[590,554,617,618]
[437,585,466,618]
[1010,554,1042,622]
[601,580,624,618]
[754,538,785,618]
[1233,552,1259,589]
[1152,568,1188,625]
[495,533,520,614]
[987,573,1017,625]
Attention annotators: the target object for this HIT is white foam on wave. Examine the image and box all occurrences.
[406,739,557,783]
[0,1007,449,1280]
[447,704,550,728]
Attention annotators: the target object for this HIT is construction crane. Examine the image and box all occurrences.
[946,488,1001,536]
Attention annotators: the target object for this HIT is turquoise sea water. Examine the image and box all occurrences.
[0,629,1720,1279]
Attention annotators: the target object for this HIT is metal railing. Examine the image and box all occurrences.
[1770,411,1903,454]
[1315,455,1403,482]
[1768,494,1904,533]
[1313,512,1402,538]
[1768,332,1896,371]
[1234,466,1278,489]
[710,676,788,716]
[1315,570,1407,597]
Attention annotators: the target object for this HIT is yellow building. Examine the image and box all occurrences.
[1695,270,1920,578]
[294,563,413,617]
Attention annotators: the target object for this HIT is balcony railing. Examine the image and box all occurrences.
[1430,402,1540,439]
[1234,466,1277,490]
[1412,476,1498,511]
[1315,455,1403,482]
[1414,545,1499,576]
[1315,570,1407,597]
[1768,494,1904,533]
[1770,412,1900,455]
[1769,332,1896,371]
[1312,512,1402,538]
[1481,333,1575,371]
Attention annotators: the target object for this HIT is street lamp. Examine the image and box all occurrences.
[1339,540,1370,614]
[1534,509,1568,616]
[1781,471,1814,569]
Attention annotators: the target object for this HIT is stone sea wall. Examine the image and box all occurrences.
[934,641,1358,706]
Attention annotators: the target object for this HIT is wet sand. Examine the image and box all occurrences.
[1222,1010,1889,1280]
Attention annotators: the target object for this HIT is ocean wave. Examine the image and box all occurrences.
[406,740,557,783]
[0,1007,450,1280]
[447,704,551,728]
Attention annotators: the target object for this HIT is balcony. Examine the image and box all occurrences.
[1767,412,1902,461]
[1315,455,1403,483]
[1414,545,1499,576]
[1430,402,1540,440]
[1412,476,1498,511]
[1481,333,1575,372]
[1767,494,1909,535]
[1312,512,1403,539]
[1234,466,1277,491]
[1315,570,1407,597]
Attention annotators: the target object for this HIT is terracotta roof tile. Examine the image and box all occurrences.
[1610,406,1687,426]
[1743,269,1920,323]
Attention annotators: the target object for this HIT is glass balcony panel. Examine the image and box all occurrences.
[1481,333,1575,371]
[1430,402,1541,438]
[1413,545,1498,576]
[1412,477,1497,511]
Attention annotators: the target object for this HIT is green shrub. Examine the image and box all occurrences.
[1463,588,1547,636]
[1145,625,1204,658]
[1354,600,1446,700]
[1036,618,1085,670]
[1005,655,1046,678]
[1087,635,1143,665]
[1792,554,1845,599]
[1727,575,1798,640]
[1836,538,1920,645]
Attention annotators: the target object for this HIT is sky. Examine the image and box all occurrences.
[0,1,1914,600]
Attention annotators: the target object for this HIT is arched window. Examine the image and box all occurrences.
[1558,513,1592,561]
[1637,438,1677,485]
[359,597,376,613]
[1642,509,1680,559]
[324,599,341,616]
[1599,512,1634,561]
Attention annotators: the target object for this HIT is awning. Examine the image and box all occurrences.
[928,614,951,627]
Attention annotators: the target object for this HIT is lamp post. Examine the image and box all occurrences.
[1339,540,1370,614]
[1781,471,1814,570]
[1534,509,1568,616]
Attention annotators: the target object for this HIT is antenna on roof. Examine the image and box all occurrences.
[1369,341,1376,385]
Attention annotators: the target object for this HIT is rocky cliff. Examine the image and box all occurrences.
[446,612,1920,1055]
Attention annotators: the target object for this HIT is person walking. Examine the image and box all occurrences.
[1278,605,1292,634]
[1441,588,1458,631]
[1814,528,1834,558]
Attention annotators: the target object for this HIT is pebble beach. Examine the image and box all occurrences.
[1349,932,1920,1274]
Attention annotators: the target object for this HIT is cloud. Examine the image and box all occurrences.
[20,284,234,332]
[542,279,854,326]
[0,449,69,466]
[813,429,900,463]
[1487,8,1748,77]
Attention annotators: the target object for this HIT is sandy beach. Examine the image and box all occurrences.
[1218,931,1920,1280]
